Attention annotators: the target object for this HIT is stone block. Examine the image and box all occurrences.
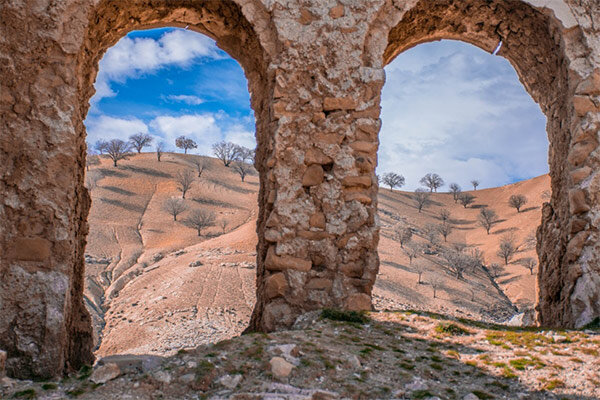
[9,237,51,262]
[569,189,590,214]
[304,148,332,165]
[323,97,357,111]
[346,293,372,311]
[265,246,312,272]
[0,350,6,378]
[298,230,331,240]
[265,273,288,299]
[302,164,324,186]
[344,191,372,204]
[329,5,344,19]
[306,278,332,290]
[349,141,378,153]
[342,175,372,188]
[309,212,326,229]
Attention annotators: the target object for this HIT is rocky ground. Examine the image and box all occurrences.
[2,310,598,400]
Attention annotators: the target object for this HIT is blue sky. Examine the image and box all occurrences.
[86,28,548,190]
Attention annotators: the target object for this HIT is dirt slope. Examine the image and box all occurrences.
[84,153,550,356]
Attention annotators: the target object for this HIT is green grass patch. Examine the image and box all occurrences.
[545,379,565,390]
[471,390,495,399]
[434,323,470,336]
[398,361,415,370]
[411,390,435,399]
[12,389,36,399]
[41,383,58,390]
[321,309,369,324]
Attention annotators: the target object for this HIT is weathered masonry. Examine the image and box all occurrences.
[1,0,599,379]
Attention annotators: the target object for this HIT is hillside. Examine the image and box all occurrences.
[83,152,549,357]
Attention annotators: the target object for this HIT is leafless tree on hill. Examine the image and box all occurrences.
[382,172,405,191]
[471,180,480,190]
[428,274,444,298]
[451,241,467,253]
[191,158,205,177]
[236,146,255,164]
[424,223,441,246]
[439,208,451,223]
[519,257,537,275]
[478,208,499,234]
[233,160,251,182]
[420,173,444,192]
[469,288,476,302]
[459,193,476,208]
[497,234,517,265]
[85,170,103,191]
[212,141,240,167]
[94,140,108,155]
[175,169,195,199]
[413,260,426,284]
[129,133,153,153]
[184,209,216,236]
[441,249,469,279]
[413,189,431,213]
[105,139,132,167]
[175,136,198,154]
[403,242,421,265]
[522,231,537,250]
[395,224,412,248]
[156,143,165,162]
[220,219,228,233]
[508,194,528,213]
[86,153,101,171]
[438,222,453,242]
[489,262,502,278]
[163,197,187,221]
[449,183,461,203]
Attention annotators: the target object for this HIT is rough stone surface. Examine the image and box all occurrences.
[90,363,121,384]
[0,0,599,379]
[269,356,294,379]
[0,351,5,378]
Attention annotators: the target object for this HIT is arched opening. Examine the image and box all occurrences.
[83,26,260,357]
[375,39,549,320]
[70,0,276,370]
[366,0,597,328]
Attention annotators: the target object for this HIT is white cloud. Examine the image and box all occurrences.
[164,94,204,105]
[379,40,548,190]
[149,114,224,155]
[86,115,148,144]
[92,29,222,103]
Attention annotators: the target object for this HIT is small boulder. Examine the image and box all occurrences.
[463,394,480,400]
[90,363,121,384]
[218,374,242,389]
[270,356,294,379]
[153,370,172,384]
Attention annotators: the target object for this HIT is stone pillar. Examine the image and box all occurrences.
[0,0,95,378]
[248,0,384,331]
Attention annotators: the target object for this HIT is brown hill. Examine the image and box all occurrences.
[84,152,549,357]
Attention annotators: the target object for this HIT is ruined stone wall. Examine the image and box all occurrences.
[0,0,598,379]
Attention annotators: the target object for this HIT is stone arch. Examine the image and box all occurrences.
[364,0,600,328]
[0,0,278,379]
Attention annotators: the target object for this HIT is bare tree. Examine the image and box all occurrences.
[508,194,528,213]
[94,140,108,155]
[423,223,440,246]
[212,141,240,167]
[442,249,471,279]
[459,193,476,208]
[156,143,165,162]
[382,172,405,191]
[403,242,421,265]
[233,160,250,182]
[469,288,476,302]
[439,208,451,223]
[395,225,413,248]
[175,169,195,199]
[85,170,103,191]
[191,158,205,177]
[488,263,501,278]
[413,260,426,284]
[478,208,499,234]
[105,139,132,167]
[413,189,431,213]
[86,153,101,171]
[163,197,187,221]
[420,173,444,192]
[438,222,453,242]
[451,241,467,253]
[219,219,228,233]
[184,209,216,236]
[175,136,198,154]
[497,234,517,265]
[522,231,537,250]
[519,257,537,275]
[236,145,255,164]
[471,180,480,190]
[449,183,461,203]
[429,274,444,298]
[129,133,153,153]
